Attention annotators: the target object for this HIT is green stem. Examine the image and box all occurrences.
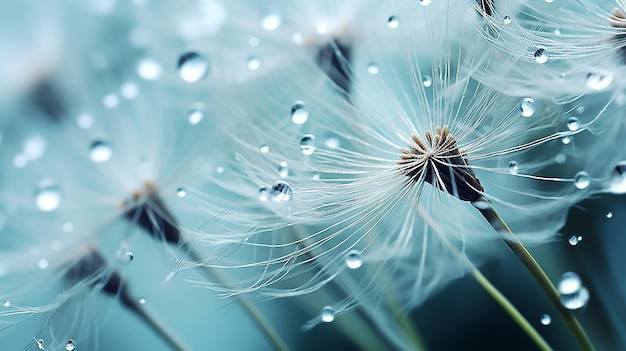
[476,200,595,351]
[181,242,290,351]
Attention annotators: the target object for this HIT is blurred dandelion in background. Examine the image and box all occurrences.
[1,0,626,350]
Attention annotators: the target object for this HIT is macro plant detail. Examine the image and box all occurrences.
[1,0,626,350]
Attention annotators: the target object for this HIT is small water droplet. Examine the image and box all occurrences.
[558,272,589,310]
[300,134,317,155]
[609,161,626,194]
[520,98,536,117]
[262,14,281,31]
[269,181,292,202]
[178,52,210,83]
[137,58,162,80]
[606,211,613,219]
[291,102,309,124]
[534,48,548,63]
[138,297,146,304]
[420,0,431,5]
[90,141,112,162]
[567,117,579,131]
[586,72,612,90]
[103,94,119,108]
[247,56,261,70]
[258,187,269,201]
[38,259,48,269]
[278,162,289,177]
[2,300,9,307]
[259,144,270,154]
[367,62,379,75]
[321,306,335,322]
[177,188,186,198]
[503,15,511,24]
[574,171,590,189]
[508,161,519,175]
[121,82,139,99]
[116,249,134,265]
[387,16,399,29]
[422,75,433,87]
[188,108,204,125]
[35,179,62,212]
[555,153,566,164]
[562,136,571,145]
[37,338,45,350]
[540,314,551,326]
[311,171,320,180]
[216,166,224,174]
[65,340,76,351]
[345,250,362,269]
[568,235,582,246]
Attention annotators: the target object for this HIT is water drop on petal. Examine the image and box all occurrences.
[178,52,210,83]
[321,306,335,322]
[89,141,112,162]
[520,98,535,117]
[534,48,548,63]
[345,250,362,269]
[269,181,292,202]
[300,134,317,155]
[35,179,62,212]
[540,314,551,326]
[574,171,590,189]
[137,58,162,80]
[291,102,309,124]
[65,340,76,351]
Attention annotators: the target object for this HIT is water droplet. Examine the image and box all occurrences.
[65,340,76,351]
[316,22,328,35]
[555,153,566,164]
[472,200,491,210]
[311,171,320,180]
[216,166,224,174]
[503,15,511,24]
[247,56,261,70]
[586,72,612,90]
[574,171,590,189]
[38,259,49,269]
[540,314,551,326]
[321,306,335,322]
[23,136,46,161]
[278,162,289,178]
[77,113,93,129]
[121,82,139,99]
[258,187,269,201]
[558,272,589,310]
[562,136,571,145]
[3,300,9,307]
[420,0,431,5]
[520,98,535,117]
[606,211,613,219]
[269,181,292,202]
[291,102,309,124]
[259,144,270,154]
[567,117,579,131]
[137,58,162,81]
[138,297,146,304]
[387,16,399,29]
[261,14,281,31]
[568,235,582,246]
[89,141,112,162]
[325,137,340,149]
[367,62,379,75]
[508,161,519,175]
[300,134,317,155]
[177,188,186,198]
[116,249,134,265]
[534,48,548,63]
[103,94,119,108]
[422,75,433,87]
[178,52,210,83]
[37,338,45,350]
[609,161,626,194]
[345,250,362,269]
[35,179,62,212]
[188,108,205,125]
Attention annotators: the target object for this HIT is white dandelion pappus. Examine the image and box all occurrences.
[189,1,611,336]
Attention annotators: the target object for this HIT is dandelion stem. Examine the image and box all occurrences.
[475,199,595,351]
[181,243,290,351]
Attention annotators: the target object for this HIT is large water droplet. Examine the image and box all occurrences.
[137,58,162,80]
[558,272,589,310]
[345,250,362,269]
[90,141,112,162]
[508,161,519,175]
[534,48,548,63]
[291,102,309,124]
[520,98,535,117]
[367,62,379,75]
[586,72,612,90]
[35,179,62,212]
[540,314,551,326]
[609,161,626,194]
[387,16,399,29]
[269,181,292,202]
[65,340,76,351]
[300,134,317,155]
[568,235,582,246]
[567,117,580,131]
[178,52,210,83]
[574,171,590,189]
[321,306,335,322]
